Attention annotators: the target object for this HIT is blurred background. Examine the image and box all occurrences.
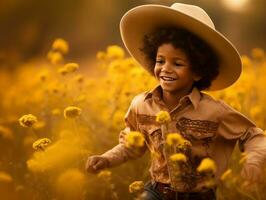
[0,0,265,69]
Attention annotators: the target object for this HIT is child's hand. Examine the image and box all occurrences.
[85,155,109,174]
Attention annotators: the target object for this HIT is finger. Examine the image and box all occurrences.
[85,160,93,172]
[89,156,99,166]
[94,160,105,170]
[86,164,98,173]
[86,158,93,169]
[86,158,98,172]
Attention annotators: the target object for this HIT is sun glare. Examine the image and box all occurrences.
[221,0,250,12]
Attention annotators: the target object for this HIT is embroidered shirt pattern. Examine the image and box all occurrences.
[101,85,266,192]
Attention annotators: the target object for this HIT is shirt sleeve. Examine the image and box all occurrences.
[101,95,147,167]
[218,101,266,182]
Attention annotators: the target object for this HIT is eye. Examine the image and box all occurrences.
[175,63,183,67]
[155,60,164,64]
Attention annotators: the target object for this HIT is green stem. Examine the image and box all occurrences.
[161,123,177,189]
[31,127,39,139]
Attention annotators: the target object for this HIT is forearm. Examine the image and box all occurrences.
[241,128,266,182]
[101,143,146,167]
[242,128,266,165]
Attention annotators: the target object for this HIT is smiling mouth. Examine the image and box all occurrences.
[160,76,177,81]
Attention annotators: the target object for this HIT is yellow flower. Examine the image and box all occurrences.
[251,48,264,61]
[166,133,182,146]
[241,55,252,69]
[179,139,192,148]
[125,131,145,148]
[97,170,112,181]
[96,51,106,60]
[19,114,37,128]
[51,86,60,94]
[156,111,171,124]
[74,74,84,83]
[108,60,123,73]
[0,171,12,183]
[52,38,69,54]
[64,63,79,73]
[64,106,82,119]
[124,58,138,68]
[203,179,216,188]
[170,153,187,163]
[106,45,125,59]
[32,138,52,151]
[197,158,217,174]
[220,169,232,181]
[39,70,49,82]
[26,135,86,172]
[58,67,68,75]
[129,181,144,193]
[47,51,63,65]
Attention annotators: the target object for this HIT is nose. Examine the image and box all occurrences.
[161,62,173,73]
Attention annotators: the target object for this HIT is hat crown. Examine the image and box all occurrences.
[171,3,215,29]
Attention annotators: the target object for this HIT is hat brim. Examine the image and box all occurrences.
[120,4,242,91]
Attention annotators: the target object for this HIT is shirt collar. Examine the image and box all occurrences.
[144,85,201,109]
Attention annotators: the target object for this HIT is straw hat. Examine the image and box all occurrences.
[120,3,242,91]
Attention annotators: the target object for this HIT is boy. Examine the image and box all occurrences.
[86,3,266,199]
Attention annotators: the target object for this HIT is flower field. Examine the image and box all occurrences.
[0,38,265,200]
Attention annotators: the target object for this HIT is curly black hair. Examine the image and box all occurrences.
[139,27,220,90]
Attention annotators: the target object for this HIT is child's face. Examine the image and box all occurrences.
[154,43,201,93]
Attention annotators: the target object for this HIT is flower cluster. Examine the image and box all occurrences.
[1,39,265,199]
[97,170,112,182]
[197,157,217,174]
[64,106,82,119]
[129,181,144,193]
[170,153,187,163]
[19,114,38,128]
[106,45,125,59]
[64,63,79,73]
[166,133,191,149]
[48,51,64,65]
[32,138,52,151]
[52,38,69,54]
[47,38,69,65]
[156,111,171,124]
[125,131,145,148]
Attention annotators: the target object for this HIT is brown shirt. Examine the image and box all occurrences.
[101,85,266,191]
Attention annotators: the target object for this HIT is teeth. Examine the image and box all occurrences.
[161,76,176,81]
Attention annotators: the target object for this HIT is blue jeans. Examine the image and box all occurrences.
[142,181,164,200]
[141,181,216,200]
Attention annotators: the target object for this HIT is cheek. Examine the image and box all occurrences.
[154,66,160,79]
